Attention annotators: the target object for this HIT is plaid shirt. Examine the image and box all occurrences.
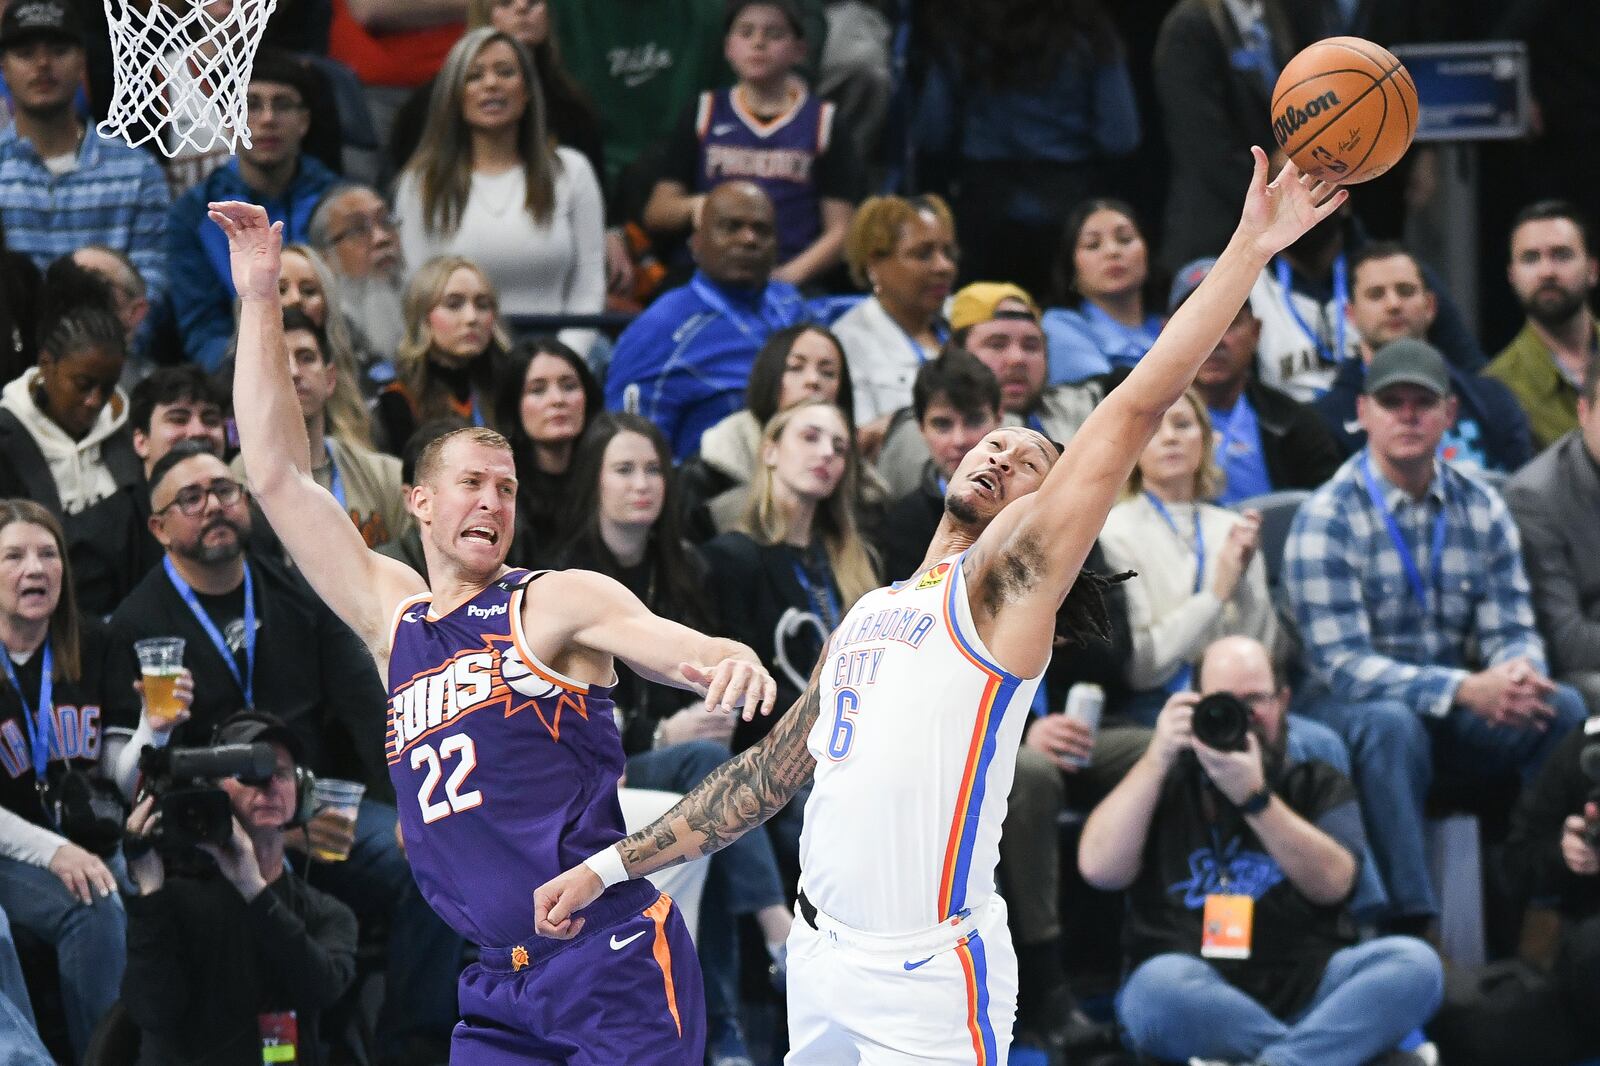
[0,126,169,304]
[1285,451,1545,716]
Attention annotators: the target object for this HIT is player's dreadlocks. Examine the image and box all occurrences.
[1058,566,1135,647]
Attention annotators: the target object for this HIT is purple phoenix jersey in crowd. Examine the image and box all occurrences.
[386,569,704,1063]
[692,86,834,263]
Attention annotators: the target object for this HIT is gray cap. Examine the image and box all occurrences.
[1364,338,1450,397]
[1167,257,1218,314]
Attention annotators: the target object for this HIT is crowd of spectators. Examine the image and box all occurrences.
[0,0,1595,1063]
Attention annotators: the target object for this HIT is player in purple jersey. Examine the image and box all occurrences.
[210,199,778,1065]
[536,152,1349,1063]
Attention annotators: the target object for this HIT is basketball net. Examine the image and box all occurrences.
[97,0,279,158]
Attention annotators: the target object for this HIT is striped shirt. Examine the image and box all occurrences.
[0,126,169,305]
[1285,452,1544,716]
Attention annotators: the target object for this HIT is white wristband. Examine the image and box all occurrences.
[582,845,629,889]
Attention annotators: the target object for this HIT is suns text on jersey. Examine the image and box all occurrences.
[390,652,500,750]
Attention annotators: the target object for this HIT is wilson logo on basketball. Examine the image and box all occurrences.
[1273,90,1341,146]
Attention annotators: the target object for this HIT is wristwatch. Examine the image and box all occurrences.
[1238,786,1272,816]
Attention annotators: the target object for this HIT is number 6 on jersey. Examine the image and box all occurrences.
[826,688,859,761]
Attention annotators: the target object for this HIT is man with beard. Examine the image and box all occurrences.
[1248,191,1485,402]
[1485,200,1600,450]
[1170,257,1341,504]
[1315,242,1533,475]
[309,183,405,358]
[104,439,470,1064]
[1080,635,1443,1066]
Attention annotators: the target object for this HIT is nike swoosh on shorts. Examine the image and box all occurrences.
[610,930,647,951]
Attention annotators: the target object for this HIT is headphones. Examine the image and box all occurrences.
[211,711,318,830]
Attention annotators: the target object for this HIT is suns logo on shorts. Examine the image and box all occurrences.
[915,562,952,590]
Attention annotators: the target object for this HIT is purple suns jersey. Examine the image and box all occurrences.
[692,87,834,263]
[385,569,643,948]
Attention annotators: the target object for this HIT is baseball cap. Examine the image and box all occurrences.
[1364,338,1450,398]
[949,282,1039,333]
[216,710,305,766]
[1167,257,1218,314]
[0,0,84,51]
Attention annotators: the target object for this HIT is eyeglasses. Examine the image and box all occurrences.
[330,212,397,245]
[245,94,307,117]
[154,479,244,517]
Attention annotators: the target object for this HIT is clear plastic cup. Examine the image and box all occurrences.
[134,637,185,725]
[310,778,366,862]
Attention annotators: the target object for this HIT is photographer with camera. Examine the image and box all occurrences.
[104,440,465,1060]
[1497,722,1600,1056]
[122,710,356,1066]
[0,499,152,1063]
[1079,635,1442,1066]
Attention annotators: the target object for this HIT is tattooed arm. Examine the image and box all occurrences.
[533,660,823,939]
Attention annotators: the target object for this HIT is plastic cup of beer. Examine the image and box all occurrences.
[134,637,185,725]
[310,779,366,862]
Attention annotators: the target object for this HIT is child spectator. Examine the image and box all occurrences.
[644,0,863,289]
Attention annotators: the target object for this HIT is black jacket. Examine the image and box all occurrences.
[1312,356,1534,474]
[1505,728,1600,915]
[103,552,393,801]
[124,868,356,1066]
[1243,377,1344,492]
[0,411,151,618]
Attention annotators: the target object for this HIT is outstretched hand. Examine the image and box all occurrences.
[1237,147,1349,260]
[207,200,283,303]
[681,659,779,722]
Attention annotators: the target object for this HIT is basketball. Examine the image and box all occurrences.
[1270,36,1418,185]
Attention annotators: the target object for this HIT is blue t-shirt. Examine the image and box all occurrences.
[1209,395,1274,505]
[1041,302,1163,384]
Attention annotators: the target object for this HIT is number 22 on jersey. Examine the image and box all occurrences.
[412,733,483,823]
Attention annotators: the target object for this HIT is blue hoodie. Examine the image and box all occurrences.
[167,155,340,371]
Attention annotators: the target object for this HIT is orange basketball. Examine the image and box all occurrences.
[1270,36,1418,185]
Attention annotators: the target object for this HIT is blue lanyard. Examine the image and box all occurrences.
[469,400,485,428]
[164,557,255,708]
[1275,253,1348,366]
[890,310,947,367]
[324,440,346,509]
[1210,397,1253,460]
[0,642,52,785]
[690,275,788,345]
[791,558,841,631]
[1359,453,1447,617]
[1145,492,1205,594]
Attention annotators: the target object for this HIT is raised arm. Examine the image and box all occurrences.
[533,658,823,939]
[529,569,778,720]
[212,202,425,649]
[983,152,1347,607]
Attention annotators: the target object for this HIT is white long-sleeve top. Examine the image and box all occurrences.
[395,146,606,355]
[1099,494,1279,690]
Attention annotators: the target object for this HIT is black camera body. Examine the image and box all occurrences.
[135,742,278,850]
[1192,692,1251,753]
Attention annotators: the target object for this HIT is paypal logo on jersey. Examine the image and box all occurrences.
[466,603,508,620]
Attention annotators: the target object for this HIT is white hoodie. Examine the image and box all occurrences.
[0,367,130,514]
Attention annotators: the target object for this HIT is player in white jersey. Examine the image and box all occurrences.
[535,150,1348,1064]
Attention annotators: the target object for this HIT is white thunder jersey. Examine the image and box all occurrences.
[798,552,1045,934]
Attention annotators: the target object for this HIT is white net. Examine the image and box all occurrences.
[97,0,280,158]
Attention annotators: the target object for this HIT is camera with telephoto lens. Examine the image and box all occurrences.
[134,742,278,849]
[1192,692,1252,753]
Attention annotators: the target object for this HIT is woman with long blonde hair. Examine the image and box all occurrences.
[393,26,605,356]
[702,399,878,749]
[1097,388,1275,720]
[375,255,511,454]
